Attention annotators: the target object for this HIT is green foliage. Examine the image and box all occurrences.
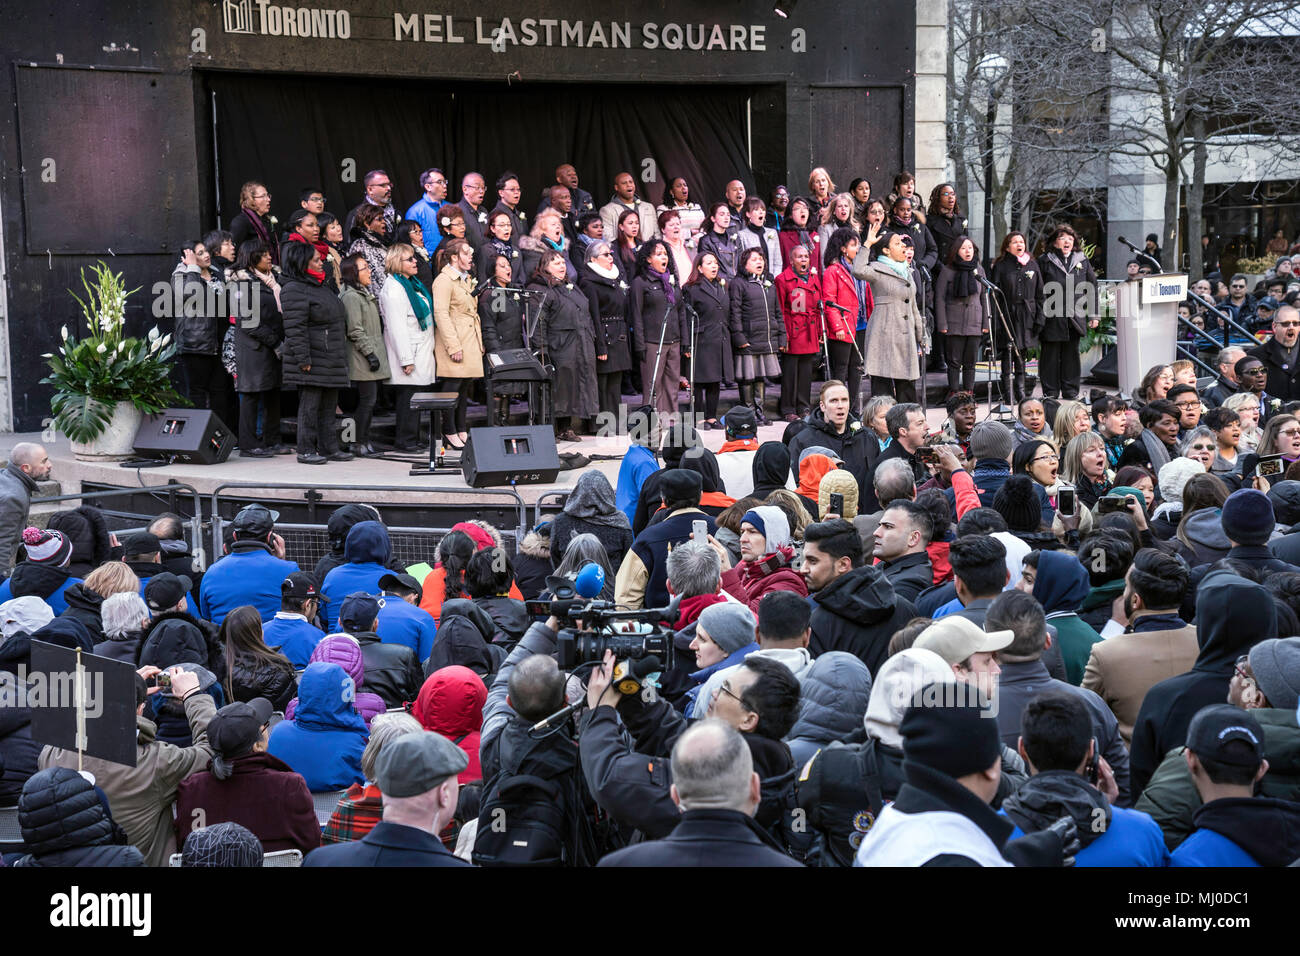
[41,262,185,443]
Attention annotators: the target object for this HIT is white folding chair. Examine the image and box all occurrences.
[262,848,303,867]
[312,789,347,827]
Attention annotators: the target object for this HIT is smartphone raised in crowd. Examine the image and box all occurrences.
[692,519,708,544]
[1056,484,1077,516]
[829,492,845,516]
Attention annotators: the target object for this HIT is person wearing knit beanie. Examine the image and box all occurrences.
[1247,637,1300,711]
[1158,457,1204,508]
[818,469,860,519]
[1221,488,1276,546]
[739,506,792,554]
[992,475,1043,532]
[697,602,759,656]
[970,420,1014,463]
[20,527,72,568]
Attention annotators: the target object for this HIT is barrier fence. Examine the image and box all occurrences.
[31,483,207,568]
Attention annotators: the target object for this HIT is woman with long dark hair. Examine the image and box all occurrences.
[418,530,476,624]
[683,251,736,429]
[230,240,286,458]
[697,202,740,280]
[220,605,297,710]
[934,236,989,396]
[614,208,642,282]
[379,242,437,452]
[529,249,599,442]
[317,212,346,258]
[658,176,706,247]
[630,240,688,421]
[431,239,484,450]
[479,254,527,425]
[475,209,522,285]
[730,247,786,424]
[925,183,969,265]
[280,241,351,464]
[990,230,1045,402]
[821,227,870,411]
[578,240,632,420]
[778,197,820,274]
[339,252,390,457]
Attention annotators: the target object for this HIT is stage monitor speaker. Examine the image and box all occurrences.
[132,409,235,464]
[461,425,560,487]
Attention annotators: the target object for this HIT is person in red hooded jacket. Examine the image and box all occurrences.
[711,505,808,613]
[775,245,823,421]
[419,522,524,624]
[411,665,487,784]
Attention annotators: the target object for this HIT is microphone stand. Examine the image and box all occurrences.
[1117,236,1163,273]
[815,299,832,383]
[647,301,672,421]
[686,301,698,425]
[977,273,1024,421]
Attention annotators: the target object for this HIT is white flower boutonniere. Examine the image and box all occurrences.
[512,293,520,302]
[511,249,519,258]
[269,215,279,227]
[467,277,478,292]
[762,279,772,288]
[478,211,488,224]
[810,267,818,275]
[618,280,628,291]
[565,282,574,291]
[1025,271,1035,278]
[849,421,863,433]
[1271,398,1282,410]
[720,278,727,287]
[668,274,677,285]
[962,219,968,228]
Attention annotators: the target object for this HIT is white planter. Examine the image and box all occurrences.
[70,401,144,461]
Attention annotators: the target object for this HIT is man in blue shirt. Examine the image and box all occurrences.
[1171,704,1300,866]
[377,571,437,664]
[1003,692,1166,866]
[403,167,448,252]
[261,572,324,668]
[199,504,300,625]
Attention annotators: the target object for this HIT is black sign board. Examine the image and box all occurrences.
[28,641,139,768]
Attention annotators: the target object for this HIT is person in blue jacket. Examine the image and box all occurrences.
[683,602,759,718]
[320,521,393,632]
[199,504,300,626]
[376,572,437,664]
[261,572,325,669]
[616,405,660,525]
[266,661,368,791]
[1002,692,1168,866]
[1171,704,1300,867]
[0,528,82,615]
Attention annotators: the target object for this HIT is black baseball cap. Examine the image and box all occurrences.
[208,698,274,759]
[281,572,320,602]
[1186,704,1265,769]
[339,592,381,630]
[144,572,192,612]
[724,405,757,438]
[378,572,422,600]
[231,503,280,538]
[123,532,162,556]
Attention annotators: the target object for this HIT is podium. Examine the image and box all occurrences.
[1115,273,1187,395]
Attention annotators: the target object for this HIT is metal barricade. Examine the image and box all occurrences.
[209,482,527,571]
[533,490,571,530]
[30,483,207,570]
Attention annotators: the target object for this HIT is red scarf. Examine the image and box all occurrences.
[306,267,327,283]
[737,544,796,585]
[290,231,332,265]
[719,438,759,454]
[675,592,727,629]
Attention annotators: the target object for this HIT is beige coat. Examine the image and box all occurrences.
[40,693,216,867]
[432,264,485,379]
[1081,623,1199,744]
[856,258,925,381]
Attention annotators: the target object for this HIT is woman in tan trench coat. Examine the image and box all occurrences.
[432,238,485,449]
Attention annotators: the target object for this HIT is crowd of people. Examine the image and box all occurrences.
[7,335,1300,866]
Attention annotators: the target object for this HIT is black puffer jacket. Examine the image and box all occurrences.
[809,564,918,677]
[479,282,527,353]
[729,274,785,355]
[353,630,422,709]
[231,271,285,394]
[423,599,506,680]
[11,767,144,867]
[136,609,224,673]
[59,583,106,646]
[784,407,872,493]
[629,272,688,355]
[0,668,40,806]
[223,649,297,711]
[280,273,350,389]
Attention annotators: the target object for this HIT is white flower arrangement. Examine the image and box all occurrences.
[1271,398,1282,410]
[849,420,863,432]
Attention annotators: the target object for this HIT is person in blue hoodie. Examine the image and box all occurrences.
[200,504,300,625]
[320,520,392,632]
[1171,704,1300,866]
[616,405,660,525]
[261,572,325,669]
[375,572,437,664]
[1003,692,1168,866]
[683,602,759,718]
[266,661,368,791]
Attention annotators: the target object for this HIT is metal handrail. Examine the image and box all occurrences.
[533,490,571,529]
[1174,344,1217,378]
[31,482,207,570]
[208,482,527,560]
[1189,292,1261,348]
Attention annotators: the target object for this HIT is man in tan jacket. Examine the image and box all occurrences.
[1082,549,1198,744]
[40,665,215,866]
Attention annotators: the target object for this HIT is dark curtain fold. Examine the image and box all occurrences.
[208,72,752,230]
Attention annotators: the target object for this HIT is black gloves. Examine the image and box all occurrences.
[366,353,381,372]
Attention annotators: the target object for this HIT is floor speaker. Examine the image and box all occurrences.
[132,409,235,464]
[461,425,560,487]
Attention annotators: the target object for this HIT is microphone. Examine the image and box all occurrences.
[824,300,850,313]
[1117,236,1162,272]
[574,562,606,600]
[975,274,999,292]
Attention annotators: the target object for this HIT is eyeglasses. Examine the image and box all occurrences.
[1277,321,1300,328]
[372,181,392,188]
[1279,428,1300,438]
[1033,453,1059,464]
[1231,284,1247,289]
[1188,443,1215,452]
[1234,655,1256,685]
[1174,400,1201,409]
[716,680,751,710]
[403,256,417,262]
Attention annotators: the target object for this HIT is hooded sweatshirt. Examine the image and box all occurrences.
[284,634,386,727]
[313,504,382,583]
[0,563,83,615]
[809,563,919,677]
[785,407,870,495]
[1171,796,1300,867]
[787,651,873,767]
[1031,550,1100,685]
[267,661,368,791]
[411,665,487,783]
[1002,770,1169,867]
[320,521,392,632]
[751,442,793,499]
[1130,569,1277,797]
[1172,508,1232,566]
[423,599,503,679]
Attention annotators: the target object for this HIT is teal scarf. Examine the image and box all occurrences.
[877,255,910,281]
[393,274,432,330]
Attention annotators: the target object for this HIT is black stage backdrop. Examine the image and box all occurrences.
[207,72,754,233]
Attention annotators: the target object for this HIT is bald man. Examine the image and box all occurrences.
[457,171,489,252]
[0,443,51,571]
[537,163,594,218]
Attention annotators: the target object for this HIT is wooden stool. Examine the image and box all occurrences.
[407,391,462,476]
